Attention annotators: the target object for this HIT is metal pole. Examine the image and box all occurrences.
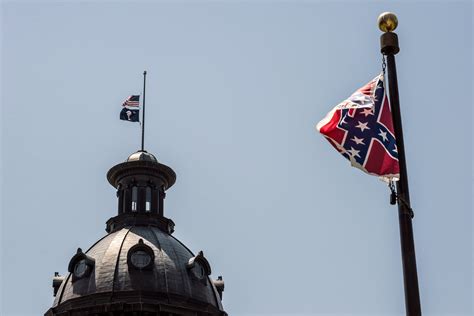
[141,70,147,152]
[378,12,421,316]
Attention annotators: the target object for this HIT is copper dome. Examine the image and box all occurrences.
[49,226,225,315]
[46,152,226,316]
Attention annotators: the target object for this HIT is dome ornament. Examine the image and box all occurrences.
[52,272,64,297]
[213,276,225,299]
[126,150,158,163]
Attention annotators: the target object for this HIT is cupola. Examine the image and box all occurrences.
[105,150,177,233]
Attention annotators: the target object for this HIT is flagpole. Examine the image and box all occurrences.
[141,70,147,152]
[378,12,421,315]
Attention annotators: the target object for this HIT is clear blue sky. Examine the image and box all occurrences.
[1,1,472,315]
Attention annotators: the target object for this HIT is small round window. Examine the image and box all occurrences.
[127,239,154,271]
[67,248,95,282]
[186,251,211,283]
[191,261,206,279]
[74,259,88,278]
[131,250,152,268]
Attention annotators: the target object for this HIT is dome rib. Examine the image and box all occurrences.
[149,226,170,301]
[154,228,189,297]
[167,234,195,298]
[111,227,132,295]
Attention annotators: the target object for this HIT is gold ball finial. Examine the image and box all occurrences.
[378,12,398,32]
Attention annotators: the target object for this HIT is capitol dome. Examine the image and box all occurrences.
[45,151,226,316]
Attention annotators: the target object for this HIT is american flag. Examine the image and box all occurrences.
[316,74,399,180]
[122,95,140,107]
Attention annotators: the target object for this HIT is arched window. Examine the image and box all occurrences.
[131,186,138,211]
[145,187,152,212]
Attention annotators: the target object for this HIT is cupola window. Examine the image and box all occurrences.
[131,186,138,211]
[145,186,152,212]
[127,239,154,270]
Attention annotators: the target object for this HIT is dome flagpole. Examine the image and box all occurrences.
[141,70,147,152]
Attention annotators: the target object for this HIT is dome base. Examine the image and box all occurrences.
[45,290,227,316]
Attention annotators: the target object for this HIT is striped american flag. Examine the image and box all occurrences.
[122,95,140,107]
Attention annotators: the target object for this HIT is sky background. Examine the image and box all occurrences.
[1,1,472,315]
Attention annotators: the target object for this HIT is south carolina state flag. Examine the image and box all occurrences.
[316,74,399,181]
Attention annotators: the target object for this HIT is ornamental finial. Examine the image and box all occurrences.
[378,12,398,32]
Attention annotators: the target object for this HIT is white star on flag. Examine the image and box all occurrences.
[348,147,361,158]
[361,108,374,117]
[378,129,388,142]
[351,136,365,145]
[355,121,370,132]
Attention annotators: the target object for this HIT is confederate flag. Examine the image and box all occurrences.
[316,74,399,181]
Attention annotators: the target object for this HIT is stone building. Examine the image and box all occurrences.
[45,150,226,316]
